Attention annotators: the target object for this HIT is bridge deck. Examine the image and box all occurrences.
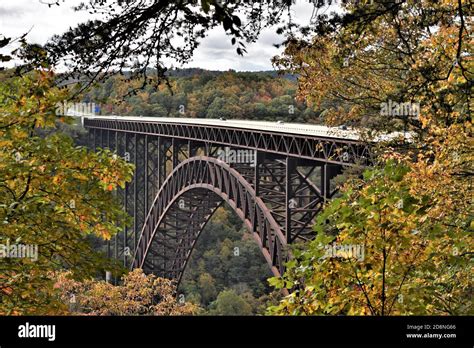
[79,115,409,142]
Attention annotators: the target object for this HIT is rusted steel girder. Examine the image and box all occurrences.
[85,118,371,166]
[132,156,287,280]
[87,124,351,284]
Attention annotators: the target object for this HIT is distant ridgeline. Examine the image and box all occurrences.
[81,68,320,123]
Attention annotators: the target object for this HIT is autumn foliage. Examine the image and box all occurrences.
[0,70,134,314]
[269,0,473,315]
[55,269,198,316]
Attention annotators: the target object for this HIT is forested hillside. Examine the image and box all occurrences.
[180,206,279,315]
[82,69,320,123]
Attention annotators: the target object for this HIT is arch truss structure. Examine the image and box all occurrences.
[84,117,371,283]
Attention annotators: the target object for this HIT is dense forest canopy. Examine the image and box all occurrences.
[81,68,321,122]
[180,206,278,315]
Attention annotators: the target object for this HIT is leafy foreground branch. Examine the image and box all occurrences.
[0,70,134,314]
[268,0,473,316]
[269,158,473,316]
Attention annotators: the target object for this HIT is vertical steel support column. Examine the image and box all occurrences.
[133,135,147,258]
[189,140,197,157]
[285,157,296,244]
[157,137,162,187]
[172,137,179,169]
[321,163,342,200]
[254,151,264,197]
[144,135,149,216]
[321,163,327,200]
[123,132,129,267]
[106,129,112,259]
[145,136,159,219]
[253,151,264,234]
[124,132,136,268]
[113,131,118,262]
[93,128,97,150]
[133,133,138,252]
[171,137,181,278]
[97,128,101,148]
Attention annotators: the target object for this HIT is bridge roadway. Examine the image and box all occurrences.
[79,115,400,282]
[81,115,408,142]
[80,115,381,166]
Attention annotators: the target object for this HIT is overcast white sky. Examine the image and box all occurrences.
[0,1,329,71]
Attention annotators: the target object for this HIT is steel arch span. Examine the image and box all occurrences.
[132,156,288,283]
[83,117,360,284]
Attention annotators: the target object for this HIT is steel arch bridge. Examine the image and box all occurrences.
[83,116,373,283]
